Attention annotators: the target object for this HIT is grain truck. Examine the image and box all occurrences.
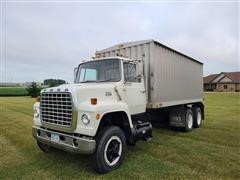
[32,39,204,173]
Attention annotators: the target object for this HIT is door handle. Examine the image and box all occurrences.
[140,90,146,93]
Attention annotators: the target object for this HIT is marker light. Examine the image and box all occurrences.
[96,113,100,120]
[91,98,97,105]
[36,96,40,102]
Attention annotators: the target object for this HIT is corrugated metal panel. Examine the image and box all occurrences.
[151,43,203,106]
[97,39,153,53]
[95,40,203,108]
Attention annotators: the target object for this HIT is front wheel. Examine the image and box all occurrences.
[92,126,126,174]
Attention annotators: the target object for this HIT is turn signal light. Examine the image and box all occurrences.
[36,96,40,102]
[96,113,100,120]
[91,98,97,105]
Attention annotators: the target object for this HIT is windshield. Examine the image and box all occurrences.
[75,59,121,83]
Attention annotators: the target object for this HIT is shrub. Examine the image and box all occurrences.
[26,82,41,97]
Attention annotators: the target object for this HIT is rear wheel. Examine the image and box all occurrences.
[184,108,193,132]
[192,107,202,128]
[92,126,126,174]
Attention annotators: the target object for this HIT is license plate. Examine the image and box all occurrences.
[51,133,60,142]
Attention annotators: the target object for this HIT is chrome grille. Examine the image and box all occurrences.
[40,92,73,127]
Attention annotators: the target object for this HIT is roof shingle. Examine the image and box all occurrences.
[203,74,218,83]
[224,72,240,83]
[204,72,240,84]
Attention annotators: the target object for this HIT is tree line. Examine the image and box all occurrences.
[27,79,66,97]
[43,79,66,87]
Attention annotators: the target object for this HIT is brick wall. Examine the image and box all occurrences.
[216,84,237,92]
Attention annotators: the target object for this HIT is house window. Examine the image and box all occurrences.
[224,85,228,89]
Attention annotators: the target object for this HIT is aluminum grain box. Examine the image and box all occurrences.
[96,39,203,108]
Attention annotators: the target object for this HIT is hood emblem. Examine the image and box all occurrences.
[105,91,112,96]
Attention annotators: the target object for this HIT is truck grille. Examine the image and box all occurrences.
[40,92,73,127]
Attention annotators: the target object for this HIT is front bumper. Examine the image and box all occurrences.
[32,126,96,154]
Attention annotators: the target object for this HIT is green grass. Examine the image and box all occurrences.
[0,93,239,179]
[0,87,28,96]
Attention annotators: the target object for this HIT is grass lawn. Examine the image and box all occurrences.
[0,87,28,96]
[0,93,239,179]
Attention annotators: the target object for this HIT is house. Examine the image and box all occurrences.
[204,72,240,92]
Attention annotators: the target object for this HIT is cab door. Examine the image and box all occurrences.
[121,62,146,115]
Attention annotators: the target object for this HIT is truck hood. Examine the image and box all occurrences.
[41,83,120,107]
[41,83,116,92]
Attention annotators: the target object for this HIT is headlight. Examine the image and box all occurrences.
[34,109,39,118]
[81,114,90,125]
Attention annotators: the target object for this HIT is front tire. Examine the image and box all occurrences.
[93,126,126,174]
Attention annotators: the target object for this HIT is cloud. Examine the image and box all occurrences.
[1,2,239,83]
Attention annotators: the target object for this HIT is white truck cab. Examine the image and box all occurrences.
[33,57,152,173]
[32,40,204,173]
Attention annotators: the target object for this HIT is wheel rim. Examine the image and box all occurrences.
[104,136,122,166]
[197,111,202,125]
[187,113,193,129]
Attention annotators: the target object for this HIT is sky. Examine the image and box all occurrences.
[1,1,239,83]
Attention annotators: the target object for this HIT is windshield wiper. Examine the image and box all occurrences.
[81,79,116,83]
[98,79,115,82]
[81,80,98,83]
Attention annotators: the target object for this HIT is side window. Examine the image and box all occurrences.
[123,62,139,82]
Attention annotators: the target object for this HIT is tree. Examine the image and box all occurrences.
[43,79,66,87]
[26,82,41,97]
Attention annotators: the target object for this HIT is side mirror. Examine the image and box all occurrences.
[73,66,78,83]
[136,74,143,82]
